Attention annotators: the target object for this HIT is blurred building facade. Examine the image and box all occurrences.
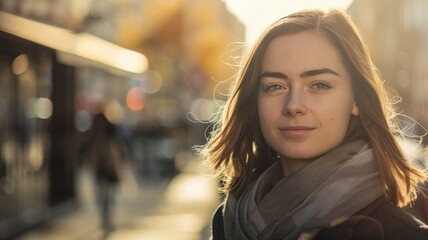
[0,26,77,238]
[349,0,428,140]
[0,0,244,238]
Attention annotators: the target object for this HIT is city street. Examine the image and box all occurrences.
[2,1,428,239]
[14,159,220,240]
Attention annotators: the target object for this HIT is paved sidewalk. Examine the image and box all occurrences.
[15,159,220,240]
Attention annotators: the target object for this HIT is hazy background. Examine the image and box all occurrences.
[0,0,427,239]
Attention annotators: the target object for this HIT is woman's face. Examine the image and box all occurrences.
[257,30,359,173]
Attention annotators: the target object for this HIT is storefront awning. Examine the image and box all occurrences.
[0,11,149,76]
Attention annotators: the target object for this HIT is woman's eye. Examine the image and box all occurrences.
[266,84,285,92]
[311,82,331,89]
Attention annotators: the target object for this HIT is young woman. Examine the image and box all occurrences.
[199,8,428,240]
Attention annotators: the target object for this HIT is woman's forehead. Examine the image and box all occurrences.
[260,30,348,76]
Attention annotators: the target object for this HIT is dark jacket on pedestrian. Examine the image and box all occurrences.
[211,196,428,240]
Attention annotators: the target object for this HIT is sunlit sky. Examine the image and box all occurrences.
[223,0,354,44]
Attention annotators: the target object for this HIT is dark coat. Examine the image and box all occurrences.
[211,197,428,240]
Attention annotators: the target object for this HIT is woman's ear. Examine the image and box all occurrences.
[352,102,359,116]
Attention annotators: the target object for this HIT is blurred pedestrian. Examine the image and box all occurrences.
[87,112,123,234]
[199,8,428,240]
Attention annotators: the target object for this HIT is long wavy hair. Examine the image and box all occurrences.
[199,8,426,207]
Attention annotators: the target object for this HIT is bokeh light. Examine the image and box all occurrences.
[142,70,163,94]
[126,87,145,111]
[74,90,88,112]
[105,100,124,124]
[33,97,53,119]
[189,98,221,122]
[12,54,29,75]
[74,110,92,132]
[27,137,44,172]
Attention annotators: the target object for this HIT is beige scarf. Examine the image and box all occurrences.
[223,139,384,240]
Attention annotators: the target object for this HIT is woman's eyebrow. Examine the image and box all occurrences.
[259,71,288,79]
[301,68,340,78]
[260,68,340,80]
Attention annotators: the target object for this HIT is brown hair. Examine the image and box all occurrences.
[199,8,426,206]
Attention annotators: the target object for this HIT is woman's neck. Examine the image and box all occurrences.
[280,157,315,176]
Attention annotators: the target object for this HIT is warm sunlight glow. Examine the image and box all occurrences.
[223,0,354,44]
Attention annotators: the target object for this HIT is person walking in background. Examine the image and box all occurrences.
[87,111,124,235]
[199,8,428,239]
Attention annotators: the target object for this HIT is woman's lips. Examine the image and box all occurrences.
[279,126,315,138]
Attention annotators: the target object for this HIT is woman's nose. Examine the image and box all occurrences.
[282,89,307,116]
